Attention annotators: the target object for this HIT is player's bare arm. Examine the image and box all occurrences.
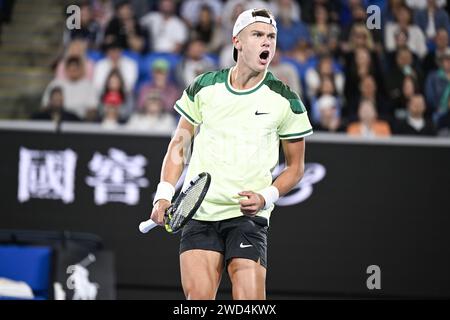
[239,138,305,216]
[273,138,305,196]
[150,117,195,225]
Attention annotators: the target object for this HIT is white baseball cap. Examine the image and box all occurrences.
[232,8,277,62]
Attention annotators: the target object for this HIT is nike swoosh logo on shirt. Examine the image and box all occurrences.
[255,111,269,115]
[240,243,253,248]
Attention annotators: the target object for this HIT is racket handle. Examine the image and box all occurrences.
[139,219,158,233]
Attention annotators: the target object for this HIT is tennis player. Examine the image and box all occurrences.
[150,8,313,300]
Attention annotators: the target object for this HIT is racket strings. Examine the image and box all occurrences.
[168,176,208,230]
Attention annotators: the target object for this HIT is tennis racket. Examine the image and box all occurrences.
[139,172,211,234]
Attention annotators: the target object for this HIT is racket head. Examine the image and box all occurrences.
[164,172,211,233]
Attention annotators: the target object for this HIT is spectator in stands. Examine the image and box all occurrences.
[32,87,80,122]
[137,58,180,113]
[310,76,340,123]
[317,76,337,97]
[91,0,114,30]
[406,0,447,10]
[385,28,422,68]
[386,47,423,112]
[394,75,421,119]
[190,4,223,54]
[383,0,407,26]
[425,47,450,122]
[55,39,95,81]
[140,0,188,53]
[99,69,132,128]
[341,22,383,86]
[219,1,246,68]
[308,4,340,56]
[270,0,301,22]
[341,23,376,55]
[127,92,176,133]
[180,0,223,28]
[221,0,246,45]
[63,1,102,50]
[414,0,450,43]
[269,50,302,97]
[104,0,146,53]
[93,40,138,94]
[437,108,450,134]
[288,37,316,85]
[42,56,98,121]
[299,0,340,25]
[313,94,346,132]
[422,28,449,74]
[176,39,216,88]
[100,95,122,129]
[347,100,392,137]
[395,94,436,135]
[128,0,151,20]
[305,54,345,104]
[351,74,388,118]
[385,5,428,59]
[275,0,311,53]
[340,3,383,55]
[344,46,384,116]
[338,0,365,27]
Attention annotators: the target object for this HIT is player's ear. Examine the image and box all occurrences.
[232,36,242,51]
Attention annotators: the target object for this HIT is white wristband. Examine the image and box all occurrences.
[153,181,175,206]
[259,186,279,210]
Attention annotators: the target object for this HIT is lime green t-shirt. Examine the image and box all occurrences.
[175,67,313,222]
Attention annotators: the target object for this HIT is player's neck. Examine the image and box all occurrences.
[230,63,267,91]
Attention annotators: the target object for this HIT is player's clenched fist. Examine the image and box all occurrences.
[150,199,171,225]
[238,191,266,216]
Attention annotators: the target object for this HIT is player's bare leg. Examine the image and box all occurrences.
[180,249,224,300]
[228,258,266,300]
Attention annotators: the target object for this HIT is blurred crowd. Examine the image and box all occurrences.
[0,0,15,43]
[29,0,450,137]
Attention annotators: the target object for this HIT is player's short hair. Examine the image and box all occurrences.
[252,8,272,19]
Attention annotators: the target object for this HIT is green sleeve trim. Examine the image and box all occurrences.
[279,129,313,139]
[186,69,228,101]
[174,103,199,125]
[264,72,307,114]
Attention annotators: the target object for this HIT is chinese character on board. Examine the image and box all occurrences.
[17,147,77,203]
[86,148,149,205]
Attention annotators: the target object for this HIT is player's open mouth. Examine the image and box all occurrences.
[259,50,270,64]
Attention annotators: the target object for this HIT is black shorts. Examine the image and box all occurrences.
[179,215,269,268]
